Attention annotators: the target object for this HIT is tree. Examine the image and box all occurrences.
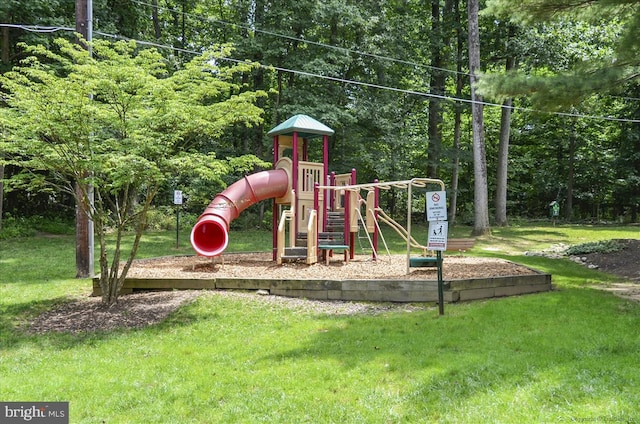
[477,1,638,222]
[479,0,640,108]
[446,0,466,225]
[468,0,491,235]
[494,25,517,227]
[0,38,268,305]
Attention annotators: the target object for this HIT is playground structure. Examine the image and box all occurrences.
[190,114,450,271]
[93,115,553,301]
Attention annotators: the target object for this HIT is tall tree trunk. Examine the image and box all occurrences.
[448,0,463,225]
[1,25,8,63]
[181,0,187,50]
[495,52,516,227]
[427,0,455,179]
[468,0,490,236]
[0,163,4,231]
[251,0,266,158]
[566,132,575,221]
[494,97,512,226]
[152,0,162,40]
[427,0,443,178]
[1,26,8,230]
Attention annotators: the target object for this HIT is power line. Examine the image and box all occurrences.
[0,23,75,33]
[130,0,640,111]
[2,23,639,123]
[130,0,470,78]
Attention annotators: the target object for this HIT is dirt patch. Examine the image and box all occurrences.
[578,239,640,302]
[28,291,203,334]
[580,239,640,282]
[27,289,439,335]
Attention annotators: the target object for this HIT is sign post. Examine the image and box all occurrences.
[426,191,448,315]
[173,190,183,248]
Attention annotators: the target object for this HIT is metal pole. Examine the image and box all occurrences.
[176,207,180,248]
[437,250,444,315]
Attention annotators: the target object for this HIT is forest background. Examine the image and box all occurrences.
[1,0,639,234]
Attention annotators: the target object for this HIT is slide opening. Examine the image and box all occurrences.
[190,215,229,257]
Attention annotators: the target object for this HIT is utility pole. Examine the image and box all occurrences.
[75,0,94,278]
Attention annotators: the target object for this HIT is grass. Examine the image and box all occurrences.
[1,222,639,423]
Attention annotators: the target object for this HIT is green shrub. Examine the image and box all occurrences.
[0,214,35,239]
[0,214,73,239]
[34,216,74,235]
[566,239,624,255]
[145,206,198,231]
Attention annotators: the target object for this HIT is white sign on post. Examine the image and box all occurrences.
[427,220,448,251]
[426,190,447,222]
[173,190,183,205]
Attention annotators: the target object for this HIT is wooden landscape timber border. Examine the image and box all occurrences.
[91,265,552,303]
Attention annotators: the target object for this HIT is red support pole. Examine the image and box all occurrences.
[292,131,299,237]
[273,135,279,163]
[329,172,336,210]
[313,183,319,217]
[344,186,350,250]
[314,182,320,258]
[323,134,329,233]
[272,135,279,260]
[349,169,356,259]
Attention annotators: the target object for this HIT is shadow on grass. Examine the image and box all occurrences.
[476,252,625,288]
[0,296,85,349]
[258,289,639,420]
[0,294,211,351]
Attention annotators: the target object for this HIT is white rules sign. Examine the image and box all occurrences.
[427,220,448,251]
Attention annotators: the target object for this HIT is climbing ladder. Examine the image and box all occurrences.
[318,211,350,264]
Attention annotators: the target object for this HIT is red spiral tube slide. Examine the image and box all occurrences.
[190,168,290,257]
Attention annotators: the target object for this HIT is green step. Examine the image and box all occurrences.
[409,257,440,268]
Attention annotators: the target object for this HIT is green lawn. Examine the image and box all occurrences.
[1,223,639,423]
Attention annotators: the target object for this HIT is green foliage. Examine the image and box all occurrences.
[143,207,198,232]
[481,0,639,108]
[566,240,625,256]
[0,214,73,240]
[0,214,36,239]
[0,37,267,304]
[2,0,639,246]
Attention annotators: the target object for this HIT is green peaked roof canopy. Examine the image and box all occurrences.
[267,114,334,139]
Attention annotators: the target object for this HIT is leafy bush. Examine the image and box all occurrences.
[35,216,74,235]
[0,214,73,239]
[566,239,624,255]
[0,214,35,239]
[145,207,198,231]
